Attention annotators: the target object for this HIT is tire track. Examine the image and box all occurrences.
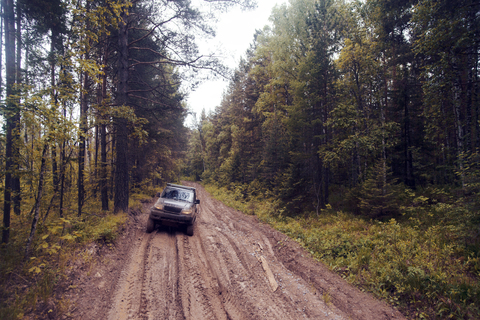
[201,249,249,320]
[137,232,184,320]
[107,231,152,320]
[179,234,228,320]
[196,197,289,319]
[103,183,405,320]
[194,184,343,320]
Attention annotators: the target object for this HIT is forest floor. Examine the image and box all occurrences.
[57,182,405,319]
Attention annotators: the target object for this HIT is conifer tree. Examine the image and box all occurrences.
[2,0,17,243]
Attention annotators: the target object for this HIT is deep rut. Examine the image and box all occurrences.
[100,183,405,320]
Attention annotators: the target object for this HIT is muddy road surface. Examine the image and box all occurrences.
[65,182,405,320]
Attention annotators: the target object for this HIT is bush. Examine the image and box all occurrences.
[353,161,407,219]
[0,196,129,319]
[206,182,480,319]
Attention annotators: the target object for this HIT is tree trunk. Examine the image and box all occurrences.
[51,31,59,193]
[59,68,67,218]
[454,88,465,189]
[25,144,48,259]
[78,70,88,217]
[114,10,129,213]
[13,0,21,216]
[0,2,3,97]
[382,63,388,197]
[101,122,108,210]
[404,92,415,188]
[60,141,66,218]
[101,46,109,210]
[2,0,16,244]
[111,131,115,201]
[94,123,99,198]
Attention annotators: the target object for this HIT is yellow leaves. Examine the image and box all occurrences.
[28,256,46,275]
[47,225,63,236]
[388,218,397,225]
[77,59,104,80]
[45,243,61,256]
[60,234,76,242]
[28,265,44,275]
[70,0,130,47]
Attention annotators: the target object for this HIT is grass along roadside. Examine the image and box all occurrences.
[0,196,137,319]
[204,183,480,319]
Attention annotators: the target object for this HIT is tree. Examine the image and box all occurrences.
[112,0,257,213]
[2,0,18,243]
[412,0,480,188]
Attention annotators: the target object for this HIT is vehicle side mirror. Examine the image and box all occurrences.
[195,199,200,204]
[156,192,161,197]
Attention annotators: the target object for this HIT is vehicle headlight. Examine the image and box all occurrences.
[155,203,164,210]
[181,208,193,215]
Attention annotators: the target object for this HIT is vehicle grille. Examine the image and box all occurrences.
[164,205,182,214]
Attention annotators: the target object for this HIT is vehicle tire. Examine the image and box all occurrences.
[146,217,155,233]
[186,224,194,236]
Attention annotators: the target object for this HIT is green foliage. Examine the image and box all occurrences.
[351,161,407,219]
[185,3,480,317]
[71,212,128,245]
[206,182,480,319]
[187,0,480,224]
[2,0,259,317]
[0,194,129,318]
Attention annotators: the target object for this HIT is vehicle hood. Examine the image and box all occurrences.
[154,198,193,212]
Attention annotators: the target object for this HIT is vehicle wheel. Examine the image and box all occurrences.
[186,224,194,236]
[146,217,155,233]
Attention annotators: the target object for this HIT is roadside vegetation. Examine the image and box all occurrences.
[0,196,129,319]
[1,0,253,318]
[183,0,480,318]
[2,0,479,319]
[0,181,165,320]
[204,183,480,319]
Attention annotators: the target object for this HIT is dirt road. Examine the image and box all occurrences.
[64,182,405,320]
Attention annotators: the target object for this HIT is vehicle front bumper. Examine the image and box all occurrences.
[149,208,195,226]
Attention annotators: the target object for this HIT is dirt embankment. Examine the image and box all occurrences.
[61,182,405,320]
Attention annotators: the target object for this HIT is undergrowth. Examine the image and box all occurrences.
[205,183,480,319]
[0,198,128,319]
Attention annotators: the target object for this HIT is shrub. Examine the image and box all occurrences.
[206,183,480,319]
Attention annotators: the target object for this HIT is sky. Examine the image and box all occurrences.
[185,0,287,126]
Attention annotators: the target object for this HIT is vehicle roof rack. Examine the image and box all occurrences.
[166,183,196,191]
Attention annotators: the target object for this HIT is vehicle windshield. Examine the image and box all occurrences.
[161,187,194,202]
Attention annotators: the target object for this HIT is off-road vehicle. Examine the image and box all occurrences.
[146,183,200,236]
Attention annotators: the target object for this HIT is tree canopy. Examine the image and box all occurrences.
[0,0,256,243]
[186,0,480,217]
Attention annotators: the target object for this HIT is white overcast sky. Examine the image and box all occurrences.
[185,0,287,125]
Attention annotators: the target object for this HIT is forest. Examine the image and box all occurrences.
[0,0,254,317]
[1,0,480,318]
[186,0,480,218]
[184,0,480,318]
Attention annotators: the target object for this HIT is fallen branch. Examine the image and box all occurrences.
[260,255,278,292]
